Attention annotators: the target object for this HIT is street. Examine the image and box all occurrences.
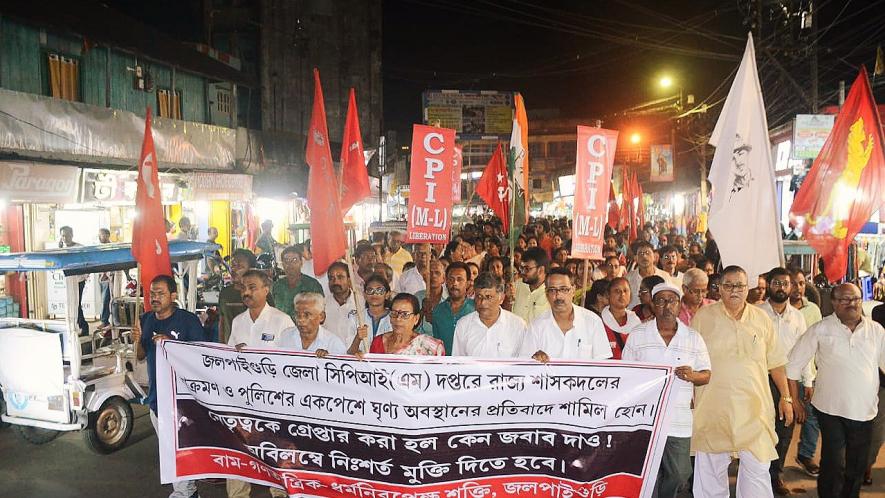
[1,403,884,498]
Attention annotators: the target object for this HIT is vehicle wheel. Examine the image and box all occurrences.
[14,425,60,444]
[0,395,9,429]
[83,397,133,454]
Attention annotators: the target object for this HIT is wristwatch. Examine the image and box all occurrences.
[781,396,793,404]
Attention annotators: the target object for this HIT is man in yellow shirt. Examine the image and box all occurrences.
[385,230,413,274]
[690,265,794,497]
[513,247,551,323]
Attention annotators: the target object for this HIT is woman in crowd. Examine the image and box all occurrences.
[583,279,610,315]
[370,293,445,356]
[632,275,666,322]
[346,275,392,354]
[599,277,641,359]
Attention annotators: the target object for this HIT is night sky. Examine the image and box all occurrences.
[383,0,885,135]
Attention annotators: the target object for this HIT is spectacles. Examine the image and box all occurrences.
[636,250,654,257]
[365,287,387,296]
[474,293,500,302]
[281,257,301,264]
[834,297,862,305]
[709,284,720,291]
[661,254,678,261]
[545,286,573,296]
[653,298,679,307]
[686,288,707,296]
[389,310,416,319]
[720,283,747,292]
[519,264,537,273]
[769,279,790,289]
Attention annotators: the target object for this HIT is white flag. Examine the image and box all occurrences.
[707,33,784,282]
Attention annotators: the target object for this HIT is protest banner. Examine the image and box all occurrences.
[405,124,456,243]
[571,126,618,259]
[157,341,675,498]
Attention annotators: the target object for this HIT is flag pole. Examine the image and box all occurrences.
[343,247,368,352]
[581,258,590,307]
[133,263,143,361]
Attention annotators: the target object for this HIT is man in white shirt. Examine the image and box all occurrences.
[522,267,611,362]
[227,270,295,350]
[623,282,711,498]
[757,267,810,494]
[627,240,671,309]
[323,262,358,343]
[279,292,346,355]
[787,283,885,498]
[659,245,684,288]
[398,243,431,295]
[225,270,293,498]
[453,272,527,358]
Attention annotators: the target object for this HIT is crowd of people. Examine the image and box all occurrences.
[136,215,885,498]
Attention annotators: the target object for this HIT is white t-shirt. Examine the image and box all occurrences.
[227,304,295,348]
[521,307,612,360]
[323,292,358,343]
[622,319,711,437]
[452,309,527,358]
[277,325,347,355]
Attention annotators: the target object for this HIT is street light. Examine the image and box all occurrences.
[659,76,674,89]
[630,133,641,144]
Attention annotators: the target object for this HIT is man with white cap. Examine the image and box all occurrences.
[623,282,711,498]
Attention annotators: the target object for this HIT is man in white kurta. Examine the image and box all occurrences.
[453,272,527,358]
[521,267,611,361]
[278,292,347,355]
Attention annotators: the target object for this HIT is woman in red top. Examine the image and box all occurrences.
[600,277,641,359]
[370,293,445,356]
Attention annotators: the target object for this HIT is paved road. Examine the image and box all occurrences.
[2,405,885,498]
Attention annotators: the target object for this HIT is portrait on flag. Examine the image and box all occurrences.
[406,124,456,243]
[572,126,618,260]
[649,144,674,182]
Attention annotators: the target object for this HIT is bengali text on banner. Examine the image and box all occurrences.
[405,124,456,243]
[572,126,619,259]
[156,341,675,498]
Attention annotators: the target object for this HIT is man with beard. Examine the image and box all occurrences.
[453,272,526,358]
[757,267,811,495]
[691,265,792,497]
[788,283,885,498]
[385,230,412,274]
[131,275,205,498]
[627,241,671,309]
[513,247,551,323]
[323,262,358,343]
[659,245,684,287]
[432,262,475,355]
[521,268,611,361]
[219,249,256,344]
[623,282,711,498]
[352,244,378,291]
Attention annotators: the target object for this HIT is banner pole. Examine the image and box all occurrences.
[344,248,367,352]
[581,258,590,307]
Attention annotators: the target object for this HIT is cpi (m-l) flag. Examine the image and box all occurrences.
[476,143,511,233]
[306,69,347,276]
[572,126,618,259]
[790,67,885,282]
[339,88,371,215]
[132,107,171,311]
[707,33,783,282]
[406,124,456,243]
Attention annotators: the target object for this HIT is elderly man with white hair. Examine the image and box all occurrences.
[279,292,347,355]
[679,268,714,325]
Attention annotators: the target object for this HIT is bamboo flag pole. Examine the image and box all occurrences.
[344,247,368,352]
[581,258,590,308]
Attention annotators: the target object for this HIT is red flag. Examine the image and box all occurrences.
[475,143,511,233]
[339,88,371,214]
[131,107,171,311]
[636,175,646,229]
[607,181,620,230]
[618,168,632,233]
[629,172,640,241]
[790,67,885,282]
[306,69,347,276]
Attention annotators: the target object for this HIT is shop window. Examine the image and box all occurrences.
[47,53,80,101]
[157,88,182,120]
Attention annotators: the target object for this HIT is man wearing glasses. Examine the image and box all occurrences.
[679,268,714,325]
[627,240,671,309]
[757,267,811,495]
[453,272,526,358]
[521,267,611,362]
[659,245,684,287]
[271,245,324,319]
[513,247,551,323]
[690,265,793,497]
[787,283,885,498]
[623,282,711,498]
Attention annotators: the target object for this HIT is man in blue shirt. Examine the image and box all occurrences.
[132,274,205,498]
[432,262,475,355]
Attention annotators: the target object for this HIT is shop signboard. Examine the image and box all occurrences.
[792,114,835,159]
[0,161,80,203]
[423,90,514,140]
[649,145,674,182]
[81,169,183,204]
[405,124,456,243]
[572,126,618,260]
[187,173,253,201]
